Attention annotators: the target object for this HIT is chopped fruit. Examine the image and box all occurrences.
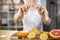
[31,28,40,35]
[42,31,49,35]
[29,38,34,40]
[40,34,48,40]
[50,29,60,39]
[27,32,36,39]
[16,31,29,37]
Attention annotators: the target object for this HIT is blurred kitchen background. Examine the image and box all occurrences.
[0,0,60,31]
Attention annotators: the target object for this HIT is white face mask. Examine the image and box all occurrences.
[23,0,41,5]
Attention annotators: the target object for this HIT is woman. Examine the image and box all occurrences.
[14,0,51,39]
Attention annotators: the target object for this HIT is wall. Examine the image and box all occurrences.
[41,0,47,7]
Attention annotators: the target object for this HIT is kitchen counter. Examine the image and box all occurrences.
[0,30,18,40]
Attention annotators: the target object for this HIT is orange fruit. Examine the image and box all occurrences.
[42,31,49,35]
[29,38,34,40]
[31,28,40,35]
[16,31,29,37]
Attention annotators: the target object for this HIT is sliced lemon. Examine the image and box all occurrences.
[40,34,48,40]
[31,28,40,35]
[29,38,34,40]
[27,32,36,39]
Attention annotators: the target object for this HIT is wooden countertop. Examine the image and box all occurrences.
[0,30,60,40]
[0,30,17,36]
[0,30,18,40]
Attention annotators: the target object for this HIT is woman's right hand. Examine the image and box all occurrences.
[21,5,28,12]
[14,5,29,23]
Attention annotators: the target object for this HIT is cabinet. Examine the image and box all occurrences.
[0,0,23,30]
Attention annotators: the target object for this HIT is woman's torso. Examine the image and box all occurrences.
[22,7,43,32]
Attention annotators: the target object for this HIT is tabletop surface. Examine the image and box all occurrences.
[0,30,60,40]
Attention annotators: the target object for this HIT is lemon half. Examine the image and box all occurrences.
[27,32,36,39]
[40,34,48,40]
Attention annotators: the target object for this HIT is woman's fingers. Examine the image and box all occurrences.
[21,5,25,12]
[38,5,41,11]
[38,5,46,16]
[21,5,28,12]
[37,5,42,14]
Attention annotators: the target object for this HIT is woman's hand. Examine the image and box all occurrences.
[21,5,28,12]
[37,5,46,16]
[14,5,29,23]
[37,5,51,25]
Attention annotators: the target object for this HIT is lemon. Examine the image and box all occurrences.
[31,28,40,35]
[27,32,36,39]
[40,34,48,40]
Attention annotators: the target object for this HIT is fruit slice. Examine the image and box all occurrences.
[40,34,48,40]
[27,32,36,39]
[29,38,34,40]
[50,29,60,38]
[42,31,49,35]
[31,28,40,35]
[16,31,28,37]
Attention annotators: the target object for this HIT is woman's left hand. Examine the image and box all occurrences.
[37,5,46,16]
